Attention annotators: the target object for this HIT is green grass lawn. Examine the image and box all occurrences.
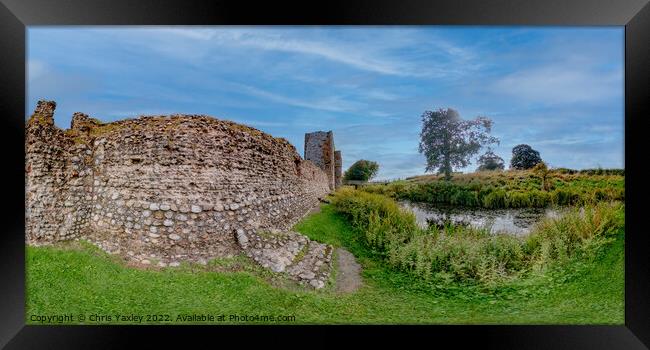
[26,204,624,325]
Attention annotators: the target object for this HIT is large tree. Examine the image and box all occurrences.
[344,160,379,182]
[510,144,542,170]
[476,149,505,171]
[419,108,498,180]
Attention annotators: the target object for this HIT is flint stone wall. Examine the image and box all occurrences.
[26,101,332,266]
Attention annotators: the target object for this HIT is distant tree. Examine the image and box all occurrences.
[344,160,379,182]
[476,149,505,171]
[419,108,499,180]
[510,144,542,170]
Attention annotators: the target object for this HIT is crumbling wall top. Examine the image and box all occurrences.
[34,100,57,118]
[27,100,57,128]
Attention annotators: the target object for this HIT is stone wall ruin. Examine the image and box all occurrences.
[26,100,338,288]
[334,150,342,189]
[304,131,342,190]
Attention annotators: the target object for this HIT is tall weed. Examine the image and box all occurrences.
[332,189,624,286]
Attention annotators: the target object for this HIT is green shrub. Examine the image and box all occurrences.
[482,189,506,208]
[552,188,580,206]
[332,189,624,286]
[450,189,479,207]
[579,168,624,176]
[361,171,623,209]
[330,188,418,254]
[505,191,531,208]
[588,188,609,204]
[528,190,551,207]
[390,226,527,284]
[526,201,624,269]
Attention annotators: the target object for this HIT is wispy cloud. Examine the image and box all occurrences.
[227,82,365,113]
[492,64,622,104]
[27,59,47,81]
[144,28,481,80]
[159,28,411,76]
[532,135,616,146]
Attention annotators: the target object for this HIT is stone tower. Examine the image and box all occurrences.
[334,151,342,189]
[304,131,337,190]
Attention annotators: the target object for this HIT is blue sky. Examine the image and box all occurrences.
[27,26,624,180]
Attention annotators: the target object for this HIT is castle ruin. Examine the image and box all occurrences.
[304,131,342,190]
[25,100,341,289]
[334,151,342,189]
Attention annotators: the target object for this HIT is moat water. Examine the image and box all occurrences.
[399,201,563,236]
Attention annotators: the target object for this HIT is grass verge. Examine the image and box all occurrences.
[27,203,623,324]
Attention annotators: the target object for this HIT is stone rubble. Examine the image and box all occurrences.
[237,229,333,289]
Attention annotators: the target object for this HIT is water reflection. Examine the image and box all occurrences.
[399,201,562,236]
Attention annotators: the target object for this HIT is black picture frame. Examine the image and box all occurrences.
[1,0,648,348]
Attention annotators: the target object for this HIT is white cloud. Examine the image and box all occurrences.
[228,82,365,113]
[144,28,478,79]
[27,59,46,81]
[492,65,622,104]
[368,111,394,118]
[363,89,402,101]
[532,135,614,146]
[144,28,406,76]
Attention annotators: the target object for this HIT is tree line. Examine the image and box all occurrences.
[344,107,612,182]
[418,108,546,179]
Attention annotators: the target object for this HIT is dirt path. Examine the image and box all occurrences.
[335,248,362,293]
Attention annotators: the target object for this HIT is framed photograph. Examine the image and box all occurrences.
[1,0,648,348]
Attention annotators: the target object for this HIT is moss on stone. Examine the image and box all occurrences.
[26,114,54,128]
[292,242,310,264]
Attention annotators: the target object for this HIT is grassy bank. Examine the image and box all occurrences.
[362,170,624,208]
[26,202,623,324]
[330,188,623,285]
